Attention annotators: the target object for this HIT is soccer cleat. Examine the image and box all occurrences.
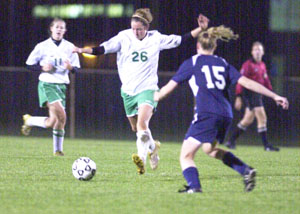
[178,185,202,194]
[54,151,65,156]
[148,140,161,170]
[132,154,145,175]
[243,168,256,192]
[21,114,32,136]
[224,141,236,149]
[264,144,280,152]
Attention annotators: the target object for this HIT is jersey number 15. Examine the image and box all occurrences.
[202,65,226,89]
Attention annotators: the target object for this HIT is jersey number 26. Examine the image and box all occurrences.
[202,65,226,89]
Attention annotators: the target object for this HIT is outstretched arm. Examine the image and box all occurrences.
[180,14,209,44]
[237,76,289,109]
[154,80,178,102]
[73,46,105,55]
[191,14,210,38]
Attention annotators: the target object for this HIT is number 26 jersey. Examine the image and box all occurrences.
[172,54,241,118]
[100,29,182,95]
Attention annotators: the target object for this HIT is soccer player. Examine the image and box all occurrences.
[225,42,279,151]
[154,26,288,193]
[73,8,209,174]
[22,18,80,156]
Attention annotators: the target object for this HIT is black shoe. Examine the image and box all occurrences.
[225,141,236,149]
[264,144,280,152]
[178,185,202,194]
[243,168,256,192]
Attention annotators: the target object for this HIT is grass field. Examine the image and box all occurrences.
[0,136,299,214]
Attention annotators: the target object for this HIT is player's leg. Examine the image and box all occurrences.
[121,90,147,174]
[136,104,160,167]
[22,82,49,135]
[136,90,160,170]
[127,116,137,132]
[225,107,255,149]
[179,138,202,193]
[48,101,66,156]
[202,142,256,192]
[254,106,279,151]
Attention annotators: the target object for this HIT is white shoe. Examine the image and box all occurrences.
[149,140,160,170]
[21,114,32,136]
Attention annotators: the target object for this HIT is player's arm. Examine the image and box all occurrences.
[73,46,105,55]
[155,59,193,101]
[154,80,178,102]
[181,14,209,44]
[73,33,121,55]
[237,76,288,109]
[26,44,53,72]
[263,67,273,91]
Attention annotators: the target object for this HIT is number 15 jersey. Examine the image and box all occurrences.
[100,29,182,95]
[172,54,241,118]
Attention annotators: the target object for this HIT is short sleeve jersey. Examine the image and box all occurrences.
[100,29,182,95]
[26,38,80,84]
[172,54,241,118]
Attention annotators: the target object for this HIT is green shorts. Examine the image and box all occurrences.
[121,89,158,117]
[38,81,66,108]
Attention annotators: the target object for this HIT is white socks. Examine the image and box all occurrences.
[53,129,65,153]
[136,129,156,163]
[26,116,47,128]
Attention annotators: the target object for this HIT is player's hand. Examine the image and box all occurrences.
[274,96,289,110]
[197,14,209,30]
[73,46,82,54]
[42,63,54,72]
[234,96,242,111]
[63,59,73,71]
[154,91,160,102]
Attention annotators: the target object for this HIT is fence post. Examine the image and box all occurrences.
[69,73,76,138]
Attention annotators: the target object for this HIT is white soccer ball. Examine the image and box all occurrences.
[72,157,96,181]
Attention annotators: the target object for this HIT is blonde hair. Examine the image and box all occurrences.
[198,25,239,50]
[132,8,153,26]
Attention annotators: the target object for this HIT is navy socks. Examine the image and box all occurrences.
[182,167,201,189]
[222,152,249,175]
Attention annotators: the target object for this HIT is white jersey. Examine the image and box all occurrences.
[101,29,182,95]
[26,38,80,84]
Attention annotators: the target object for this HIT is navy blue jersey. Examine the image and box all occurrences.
[172,54,241,118]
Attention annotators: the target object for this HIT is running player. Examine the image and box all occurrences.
[225,42,279,151]
[154,26,288,193]
[22,18,80,156]
[73,8,209,174]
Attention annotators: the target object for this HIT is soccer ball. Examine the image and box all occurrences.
[72,157,96,181]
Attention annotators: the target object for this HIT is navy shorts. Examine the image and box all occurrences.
[242,89,263,110]
[184,113,232,144]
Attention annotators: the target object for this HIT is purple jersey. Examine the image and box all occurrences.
[172,54,241,118]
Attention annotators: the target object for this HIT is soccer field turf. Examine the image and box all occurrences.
[0,136,299,214]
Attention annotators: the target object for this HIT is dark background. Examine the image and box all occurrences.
[0,0,299,146]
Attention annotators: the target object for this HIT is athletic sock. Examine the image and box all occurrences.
[146,129,155,152]
[182,167,201,189]
[229,123,247,143]
[222,152,249,176]
[136,131,150,163]
[258,127,268,147]
[53,129,65,153]
[26,116,47,128]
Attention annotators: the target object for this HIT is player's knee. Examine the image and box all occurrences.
[202,146,213,156]
[56,111,66,125]
[180,151,193,160]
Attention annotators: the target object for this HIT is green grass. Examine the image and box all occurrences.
[0,136,299,214]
